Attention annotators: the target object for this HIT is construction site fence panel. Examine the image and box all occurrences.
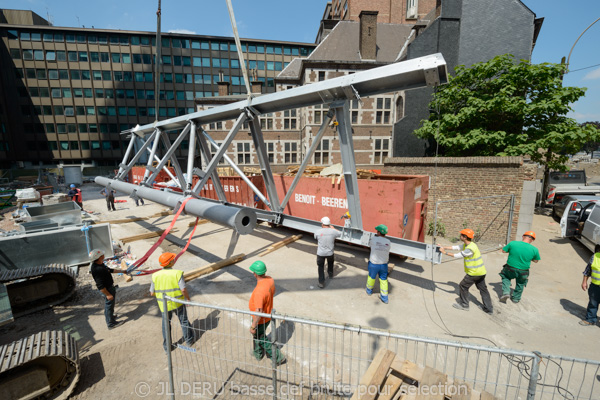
[160,296,599,399]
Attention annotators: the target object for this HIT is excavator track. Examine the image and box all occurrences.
[0,330,80,400]
[0,264,77,318]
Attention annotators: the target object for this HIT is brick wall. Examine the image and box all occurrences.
[384,156,537,243]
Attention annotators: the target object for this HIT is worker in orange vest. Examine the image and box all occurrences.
[68,184,83,209]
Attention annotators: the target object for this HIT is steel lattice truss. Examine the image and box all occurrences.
[96,54,448,262]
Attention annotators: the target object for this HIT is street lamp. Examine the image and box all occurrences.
[565,16,600,72]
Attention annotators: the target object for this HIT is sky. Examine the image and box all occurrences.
[4,0,600,122]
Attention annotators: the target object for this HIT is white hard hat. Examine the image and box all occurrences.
[89,249,105,261]
[321,216,331,225]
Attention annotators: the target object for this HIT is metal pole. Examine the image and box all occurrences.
[144,129,162,182]
[196,130,227,201]
[146,149,178,183]
[566,17,600,71]
[225,0,253,99]
[334,100,363,230]
[507,194,515,244]
[249,117,281,213]
[117,134,137,176]
[201,130,271,208]
[280,110,334,210]
[186,122,197,191]
[162,296,175,400]
[154,0,162,123]
[116,129,159,180]
[271,311,278,400]
[526,352,540,400]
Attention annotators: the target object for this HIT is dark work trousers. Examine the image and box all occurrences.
[162,305,194,351]
[317,254,334,284]
[585,283,600,324]
[103,285,118,328]
[459,274,493,313]
[106,196,116,211]
[252,321,284,362]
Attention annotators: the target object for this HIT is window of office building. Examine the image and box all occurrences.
[260,113,274,130]
[284,142,298,164]
[236,142,252,164]
[373,138,390,164]
[283,109,297,130]
[314,139,330,165]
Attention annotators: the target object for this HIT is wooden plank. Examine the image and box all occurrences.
[120,228,178,243]
[183,253,245,282]
[414,367,447,400]
[350,348,396,400]
[391,360,424,384]
[377,371,404,400]
[94,217,147,224]
[258,234,302,257]
[149,210,172,217]
[449,382,480,400]
[479,391,498,400]
[188,219,210,227]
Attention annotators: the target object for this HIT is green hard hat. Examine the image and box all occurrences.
[250,260,267,275]
[375,224,388,235]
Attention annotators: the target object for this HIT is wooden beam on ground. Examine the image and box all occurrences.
[188,219,210,227]
[120,228,178,243]
[93,217,148,224]
[150,210,172,217]
[183,253,246,282]
[258,234,302,257]
[377,371,404,400]
[350,348,396,400]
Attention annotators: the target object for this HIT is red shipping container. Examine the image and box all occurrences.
[198,176,265,208]
[272,174,429,241]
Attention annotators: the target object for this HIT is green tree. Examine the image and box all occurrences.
[414,54,600,172]
[581,121,600,156]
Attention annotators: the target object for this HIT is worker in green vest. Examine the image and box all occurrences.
[438,228,493,314]
[150,252,194,351]
[580,244,600,326]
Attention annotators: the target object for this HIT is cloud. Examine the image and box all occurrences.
[583,68,600,80]
[168,29,196,35]
[569,111,600,122]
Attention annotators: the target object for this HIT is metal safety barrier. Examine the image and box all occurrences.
[159,296,599,399]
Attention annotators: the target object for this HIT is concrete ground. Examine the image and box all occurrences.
[1,182,598,399]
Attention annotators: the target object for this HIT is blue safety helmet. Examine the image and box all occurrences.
[70,184,76,188]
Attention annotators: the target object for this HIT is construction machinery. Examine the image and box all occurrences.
[0,265,80,399]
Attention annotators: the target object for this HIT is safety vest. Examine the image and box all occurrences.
[591,254,600,286]
[152,268,184,312]
[463,242,486,276]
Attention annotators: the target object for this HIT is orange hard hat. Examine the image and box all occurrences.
[460,228,475,239]
[159,252,176,267]
[523,231,536,240]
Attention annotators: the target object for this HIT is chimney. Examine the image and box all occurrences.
[359,11,378,60]
[217,81,230,97]
[251,80,263,94]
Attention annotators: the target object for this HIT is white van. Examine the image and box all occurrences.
[560,199,600,251]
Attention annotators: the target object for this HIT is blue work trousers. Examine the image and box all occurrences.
[585,283,600,324]
[103,286,118,328]
[163,305,194,350]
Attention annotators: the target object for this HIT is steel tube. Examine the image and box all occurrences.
[95,177,257,235]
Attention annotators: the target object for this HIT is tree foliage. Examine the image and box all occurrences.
[582,122,600,155]
[414,54,600,171]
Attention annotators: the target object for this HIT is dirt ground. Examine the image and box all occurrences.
[1,182,599,399]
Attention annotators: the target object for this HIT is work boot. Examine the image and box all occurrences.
[579,320,595,326]
[318,282,324,289]
[452,302,469,311]
[500,295,510,303]
[366,288,373,296]
[108,320,124,330]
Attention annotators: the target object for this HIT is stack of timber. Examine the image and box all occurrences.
[350,348,500,400]
[283,165,377,179]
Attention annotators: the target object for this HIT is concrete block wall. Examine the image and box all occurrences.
[384,156,537,243]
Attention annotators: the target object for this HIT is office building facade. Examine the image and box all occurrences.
[0,9,314,168]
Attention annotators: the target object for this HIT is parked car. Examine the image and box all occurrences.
[552,195,600,219]
[560,200,600,252]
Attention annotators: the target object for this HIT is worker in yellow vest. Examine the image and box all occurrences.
[580,244,600,326]
[150,252,194,351]
[438,229,493,314]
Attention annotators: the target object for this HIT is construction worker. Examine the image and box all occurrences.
[100,187,116,211]
[150,252,194,351]
[248,260,285,365]
[499,231,540,303]
[89,249,125,330]
[366,224,391,304]
[438,229,493,314]
[133,181,144,206]
[67,184,83,209]
[314,216,341,288]
[580,244,600,326]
